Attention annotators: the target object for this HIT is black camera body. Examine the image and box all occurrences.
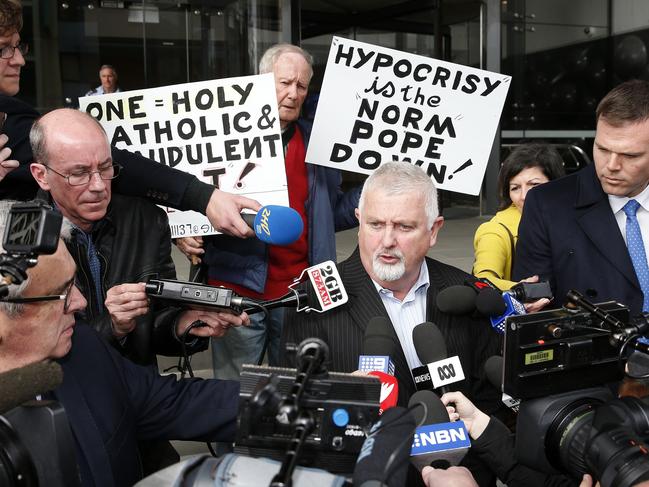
[503,301,629,399]
[235,364,380,474]
[0,401,79,487]
[505,292,649,487]
[516,388,649,487]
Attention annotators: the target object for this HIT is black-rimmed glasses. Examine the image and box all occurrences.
[0,42,28,59]
[44,163,122,186]
[2,280,75,313]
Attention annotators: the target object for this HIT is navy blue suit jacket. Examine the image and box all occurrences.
[513,164,643,314]
[54,324,239,487]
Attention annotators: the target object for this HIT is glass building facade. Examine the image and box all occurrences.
[17,0,649,212]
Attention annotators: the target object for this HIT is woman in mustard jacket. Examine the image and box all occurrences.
[473,144,565,290]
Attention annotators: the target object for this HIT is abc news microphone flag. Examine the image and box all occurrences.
[307,37,511,195]
[79,74,287,238]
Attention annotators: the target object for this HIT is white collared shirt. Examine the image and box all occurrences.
[609,183,649,258]
[371,260,430,371]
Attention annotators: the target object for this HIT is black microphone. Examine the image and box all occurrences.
[408,390,470,470]
[0,361,64,414]
[484,355,519,412]
[436,285,478,315]
[412,323,465,394]
[475,287,526,334]
[360,317,400,412]
[484,355,504,391]
[435,277,498,316]
[353,406,415,487]
[359,316,397,375]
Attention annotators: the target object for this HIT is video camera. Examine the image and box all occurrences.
[235,339,380,476]
[0,200,62,297]
[503,290,649,487]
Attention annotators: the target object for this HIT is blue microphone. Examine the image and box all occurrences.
[241,205,304,246]
[475,288,526,334]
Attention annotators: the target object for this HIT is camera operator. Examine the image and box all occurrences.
[441,391,578,487]
[0,200,240,487]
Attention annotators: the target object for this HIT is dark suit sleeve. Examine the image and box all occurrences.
[123,358,239,443]
[0,94,214,212]
[472,417,577,487]
[512,187,555,291]
[326,168,361,232]
[111,147,214,213]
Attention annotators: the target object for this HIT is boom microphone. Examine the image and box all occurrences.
[0,361,64,414]
[241,205,304,246]
[353,406,415,487]
[408,390,470,470]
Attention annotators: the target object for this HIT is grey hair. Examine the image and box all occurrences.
[30,108,110,164]
[99,64,117,78]
[358,162,439,227]
[258,43,314,80]
[0,200,72,317]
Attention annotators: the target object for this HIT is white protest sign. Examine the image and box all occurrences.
[79,74,287,238]
[306,37,511,195]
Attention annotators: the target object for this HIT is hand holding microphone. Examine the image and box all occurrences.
[176,204,304,263]
[441,391,491,440]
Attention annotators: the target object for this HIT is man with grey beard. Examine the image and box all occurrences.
[279,161,501,415]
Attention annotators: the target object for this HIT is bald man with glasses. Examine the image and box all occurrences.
[28,108,250,474]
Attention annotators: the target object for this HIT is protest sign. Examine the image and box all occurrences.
[306,37,511,195]
[79,73,286,238]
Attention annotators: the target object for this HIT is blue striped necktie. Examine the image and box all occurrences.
[623,199,649,312]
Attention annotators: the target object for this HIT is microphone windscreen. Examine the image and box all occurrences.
[252,205,304,246]
[436,286,477,315]
[484,355,504,390]
[408,390,449,425]
[363,317,397,356]
[475,288,507,316]
[353,406,415,487]
[0,361,63,414]
[412,322,447,365]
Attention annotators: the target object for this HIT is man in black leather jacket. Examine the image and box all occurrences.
[28,107,250,473]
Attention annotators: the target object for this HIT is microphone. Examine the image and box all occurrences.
[408,390,470,470]
[475,287,526,334]
[358,317,399,413]
[436,285,478,315]
[242,261,353,315]
[359,316,397,375]
[0,361,64,414]
[241,205,304,246]
[435,277,498,315]
[412,323,465,393]
[353,406,415,487]
[484,355,519,412]
[369,371,399,414]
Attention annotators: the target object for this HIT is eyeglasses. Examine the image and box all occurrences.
[2,280,75,313]
[45,163,122,186]
[0,42,28,59]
